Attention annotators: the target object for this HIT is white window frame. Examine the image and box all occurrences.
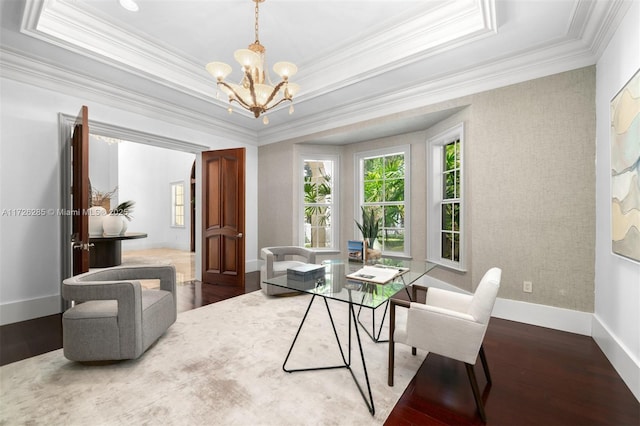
[170,181,185,228]
[355,145,411,258]
[427,123,466,271]
[298,154,340,251]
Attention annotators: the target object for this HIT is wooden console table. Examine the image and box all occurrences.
[89,232,148,268]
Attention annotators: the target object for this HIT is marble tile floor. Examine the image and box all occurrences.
[121,248,195,288]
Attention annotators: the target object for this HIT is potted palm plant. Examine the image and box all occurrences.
[355,206,382,262]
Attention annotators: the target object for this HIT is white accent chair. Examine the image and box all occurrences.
[388,267,502,423]
[260,246,316,296]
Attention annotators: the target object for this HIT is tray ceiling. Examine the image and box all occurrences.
[0,0,629,145]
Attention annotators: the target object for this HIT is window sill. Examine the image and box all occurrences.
[427,258,467,273]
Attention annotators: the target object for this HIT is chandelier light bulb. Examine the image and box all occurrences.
[206,62,232,81]
[234,49,260,70]
[273,62,297,80]
[285,83,300,99]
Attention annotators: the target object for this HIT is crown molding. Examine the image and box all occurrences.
[0,47,258,144]
[258,36,598,146]
[585,0,633,58]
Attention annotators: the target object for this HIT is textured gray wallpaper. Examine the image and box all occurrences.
[258,66,596,312]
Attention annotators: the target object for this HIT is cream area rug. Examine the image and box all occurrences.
[0,291,424,425]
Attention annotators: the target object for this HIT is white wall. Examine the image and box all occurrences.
[118,141,195,251]
[594,0,640,401]
[0,77,258,325]
[89,135,118,199]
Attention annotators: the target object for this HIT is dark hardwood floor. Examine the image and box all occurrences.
[1,272,638,425]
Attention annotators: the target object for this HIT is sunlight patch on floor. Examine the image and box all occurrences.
[122,248,195,288]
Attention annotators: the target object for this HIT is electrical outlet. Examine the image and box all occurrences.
[523,281,533,293]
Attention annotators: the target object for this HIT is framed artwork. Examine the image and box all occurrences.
[611,68,640,263]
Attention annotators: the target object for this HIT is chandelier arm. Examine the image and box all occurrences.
[245,71,260,109]
[263,97,292,113]
[217,82,254,111]
[262,81,287,107]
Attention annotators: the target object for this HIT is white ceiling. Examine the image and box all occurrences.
[0,0,630,145]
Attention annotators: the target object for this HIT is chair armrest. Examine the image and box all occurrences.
[66,264,177,295]
[261,248,276,278]
[62,279,142,304]
[411,283,429,302]
[406,303,487,364]
[425,287,473,313]
[265,246,315,260]
[390,298,410,310]
[410,302,475,321]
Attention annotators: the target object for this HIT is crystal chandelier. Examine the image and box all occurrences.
[206,0,299,125]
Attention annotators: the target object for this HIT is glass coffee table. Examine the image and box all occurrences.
[263,258,436,415]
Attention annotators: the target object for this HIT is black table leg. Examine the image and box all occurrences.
[282,294,375,415]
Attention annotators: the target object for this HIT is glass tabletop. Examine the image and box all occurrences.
[263,258,437,309]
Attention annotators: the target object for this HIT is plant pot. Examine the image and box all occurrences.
[88,206,107,237]
[120,218,129,235]
[103,214,123,236]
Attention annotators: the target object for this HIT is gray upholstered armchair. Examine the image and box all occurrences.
[61,264,177,362]
[260,246,316,296]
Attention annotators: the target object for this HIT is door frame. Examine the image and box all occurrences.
[58,114,209,286]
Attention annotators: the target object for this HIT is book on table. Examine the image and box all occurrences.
[347,240,365,262]
[346,264,408,284]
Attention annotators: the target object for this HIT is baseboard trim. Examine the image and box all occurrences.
[492,298,593,336]
[419,275,593,336]
[246,258,260,273]
[0,295,62,326]
[592,315,640,402]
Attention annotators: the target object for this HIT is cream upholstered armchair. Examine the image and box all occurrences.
[388,267,502,422]
[61,264,177,362]
[260,246,316,295]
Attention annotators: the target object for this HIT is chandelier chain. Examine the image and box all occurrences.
[254,0,260,44]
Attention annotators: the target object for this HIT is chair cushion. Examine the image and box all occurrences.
[63,300,117,319]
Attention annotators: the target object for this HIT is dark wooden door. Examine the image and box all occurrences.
[201,148,245,287]
[71,105,90,275]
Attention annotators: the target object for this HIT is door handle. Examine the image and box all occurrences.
[72,242,94,251]
[237,233,243,239]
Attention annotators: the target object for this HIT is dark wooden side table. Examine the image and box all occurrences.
[89,232,148,268]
